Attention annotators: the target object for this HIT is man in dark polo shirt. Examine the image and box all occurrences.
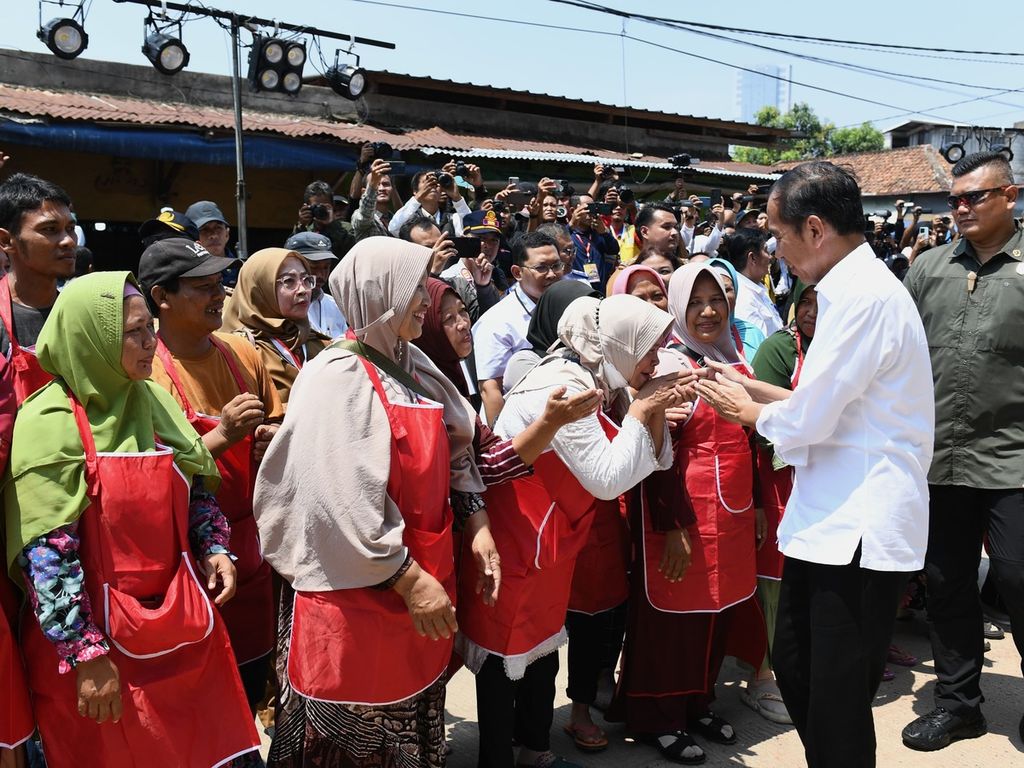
[902,150,1024,751]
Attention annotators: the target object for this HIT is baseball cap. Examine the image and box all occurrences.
[185,201,228,229]
[463,209,502,237]
[138,238,240,292]
[284,232,336,261]
[138,210,199,246]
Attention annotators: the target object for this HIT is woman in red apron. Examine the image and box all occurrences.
[254,238,498,767]
[458,293,690,768]
[3,272,260,768]
[609,264,768,765]
[221,248,331,405]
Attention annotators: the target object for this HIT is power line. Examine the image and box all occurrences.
[551,0,1024,58]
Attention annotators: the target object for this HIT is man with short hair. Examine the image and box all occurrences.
[902,150,1024,752]
[473,230,566,425]
[388,165,475,237]
[284,232,347,339]
[295,180,355,260]
[138,237,283,714]
[351,158,396,241]
[636,203,682,260]
[722,227,784,338]
[0,173,77,396]
[697,161,934,768]
[567,200,619,292]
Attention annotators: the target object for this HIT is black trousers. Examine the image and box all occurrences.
[475,652,559,768]
[925,484,1024,714]
[773,550,907,768]
[565,602,626,704]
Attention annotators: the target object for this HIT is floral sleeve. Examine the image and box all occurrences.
[188,475,231,558]
[19,521,109,675]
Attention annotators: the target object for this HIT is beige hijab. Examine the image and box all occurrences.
[511,294,673,403]
[254,237,483,592]
[667,262,742,364]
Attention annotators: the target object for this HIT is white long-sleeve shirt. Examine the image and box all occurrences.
[756,243,934,572]
[735,271,784,337]
[496,375,673,501]
[682,223,722,256]
[387,194,471,236]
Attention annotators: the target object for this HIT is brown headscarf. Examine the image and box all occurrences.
[221,247,329,403]
[415,278,469,397]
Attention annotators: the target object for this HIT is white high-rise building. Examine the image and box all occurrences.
[736,65,792,123]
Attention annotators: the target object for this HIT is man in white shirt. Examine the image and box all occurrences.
[473,230,566,425]
[722,227,784,338]
[696,161,934,768]
[388,167,472,237]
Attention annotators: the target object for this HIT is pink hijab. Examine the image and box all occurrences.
[610,264,666,297]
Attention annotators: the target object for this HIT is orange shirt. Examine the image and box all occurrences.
[150,332,285,421]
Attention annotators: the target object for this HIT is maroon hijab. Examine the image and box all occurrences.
[416,278,469,397]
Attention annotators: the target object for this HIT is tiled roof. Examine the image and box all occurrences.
[0,83,778,179]
[774,145,952,195]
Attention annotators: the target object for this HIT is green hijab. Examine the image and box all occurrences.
[4,271,218,573]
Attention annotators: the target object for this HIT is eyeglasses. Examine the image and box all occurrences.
[276,273,316,291]
[523,261,567,275]
[946,186,1006,210]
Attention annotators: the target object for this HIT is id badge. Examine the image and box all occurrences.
[583,261,600,281]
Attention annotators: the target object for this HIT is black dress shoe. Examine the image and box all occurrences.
[983,621,1005,640]
[902,707,987,751]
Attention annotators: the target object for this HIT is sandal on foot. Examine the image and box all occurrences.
[887,644,918,667]
[740,680,792,725]
[641,732,706,765]
[692,711,737,745]
[562,722,608,752]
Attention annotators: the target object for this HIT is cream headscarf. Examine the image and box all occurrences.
[510,294,673,403]
[221,248,313,351]
[254,237,484,592]
[667,262,742,365]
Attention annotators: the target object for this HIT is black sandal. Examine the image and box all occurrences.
[642,731,706,765]
[692,711,737,745]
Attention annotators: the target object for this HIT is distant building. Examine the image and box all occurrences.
[883,119,1024,185]
[735,65,792,123]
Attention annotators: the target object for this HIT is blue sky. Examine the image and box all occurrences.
[6,0,1024,132]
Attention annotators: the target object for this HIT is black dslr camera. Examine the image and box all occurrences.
[370,142,393,160]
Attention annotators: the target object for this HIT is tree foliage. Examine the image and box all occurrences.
[733,103,885,165]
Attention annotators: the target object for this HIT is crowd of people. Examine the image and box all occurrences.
[0,144,1019,768]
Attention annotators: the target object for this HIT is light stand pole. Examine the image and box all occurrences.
[111,0,395,257]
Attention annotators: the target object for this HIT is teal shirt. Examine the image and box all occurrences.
[904,226,1024,488]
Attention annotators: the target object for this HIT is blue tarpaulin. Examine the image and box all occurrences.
[0,119,358,170]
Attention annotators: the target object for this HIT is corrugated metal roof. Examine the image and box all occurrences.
[0,83,779,179]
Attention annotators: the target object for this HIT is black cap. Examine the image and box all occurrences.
[284,232,336,261]
[138,210,200,247]
[185,200,228,229]
[138,238,240,292]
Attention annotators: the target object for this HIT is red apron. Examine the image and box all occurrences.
[0,282,49,749]
[0,275,54,404]
[755,330,804,581]
[154,336,274,664]
[287,355,455,705]
[567,415,628,615]
[459,413,618,658]
[642,358,757,613]
[0,557,33,750]
[21,393,259,768]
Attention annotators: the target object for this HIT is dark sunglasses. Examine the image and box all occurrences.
[946,186,1006,210]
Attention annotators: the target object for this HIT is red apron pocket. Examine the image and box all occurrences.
[403,524,455,590]
[103,554,214,658]
[715,453,754,514]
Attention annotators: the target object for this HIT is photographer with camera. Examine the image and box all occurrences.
[664,173,688,203]
[388,161,479,237]
[351,157,400,241]
[440,210,504,316]
[681,195,725,258]
[567,198,620,293]
[295,180,356,260]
